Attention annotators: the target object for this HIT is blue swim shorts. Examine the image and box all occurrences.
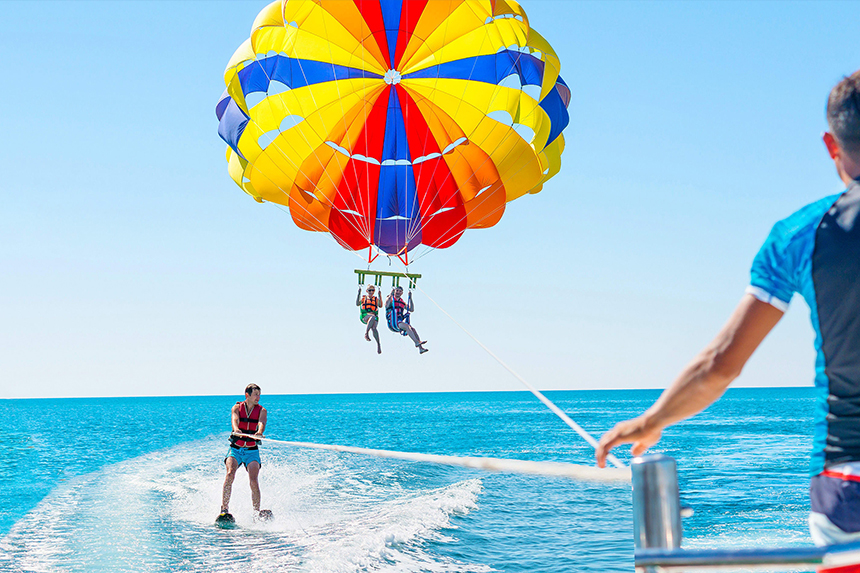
[809,470,860,545]
[225,446,261,468]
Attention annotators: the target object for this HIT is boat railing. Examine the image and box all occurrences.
[633,455,860,572]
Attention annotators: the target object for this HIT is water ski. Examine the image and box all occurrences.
[256,509,274,522]
[215,512,237,529]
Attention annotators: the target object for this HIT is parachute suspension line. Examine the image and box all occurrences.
[402,10,482,250]
[247,23,377,246]
[411,245,436,264]
[316,11,375,244]
[255,94,541,291]
[396,249,409,267]
[366,245,379,264]
[242,13,541,261]
[269,202,371,268]
[234,107,374,250]
[405,277,626,470]
[406,17,557,253]
[289,58,372,242]
[235,74,391,256]
[360,17,372,248]
[250,163,368,258]
[320,11,379,244]
[411,122,547,253]
[429,76,552,248]
[232,434,630,484]
[409,7,497,249]
[401,108,535,255]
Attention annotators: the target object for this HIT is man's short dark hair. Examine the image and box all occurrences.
[827,70,860,154]
[245,383,261,396]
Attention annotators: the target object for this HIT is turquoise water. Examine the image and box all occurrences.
[1,388,814,572]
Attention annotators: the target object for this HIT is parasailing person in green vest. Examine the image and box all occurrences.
[357,284,383,354]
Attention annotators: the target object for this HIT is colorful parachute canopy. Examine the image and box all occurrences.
[217,0,570,257]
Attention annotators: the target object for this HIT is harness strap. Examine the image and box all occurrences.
[386,306,409,335]
[821,470,860,483]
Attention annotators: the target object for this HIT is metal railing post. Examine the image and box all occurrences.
[632,454,683,556]
[630,456,860,571]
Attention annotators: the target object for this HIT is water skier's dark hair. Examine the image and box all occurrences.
[827,70,860,154]
[245,383,261,396]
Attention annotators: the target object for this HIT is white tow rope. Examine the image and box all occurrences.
[354,261,625,469]
[233,434,630,484]
[405,281,626,469]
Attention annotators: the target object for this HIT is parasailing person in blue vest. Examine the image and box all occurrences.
[386,286,428,354]
[597,70,860,547]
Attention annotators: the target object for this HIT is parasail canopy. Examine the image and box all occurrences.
[217,0,570,259]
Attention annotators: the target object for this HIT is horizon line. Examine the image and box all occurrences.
[2,384,812,400]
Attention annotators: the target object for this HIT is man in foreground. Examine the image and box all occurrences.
[218,383,269,524]
[597,71,860,546]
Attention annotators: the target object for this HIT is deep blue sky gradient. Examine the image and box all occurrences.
[1,1,857,398]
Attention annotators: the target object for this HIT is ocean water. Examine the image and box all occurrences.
[1,388,815,572]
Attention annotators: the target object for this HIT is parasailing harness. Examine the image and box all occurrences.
[356,269,421,335]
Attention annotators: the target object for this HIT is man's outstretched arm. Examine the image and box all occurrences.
[595,294,785,467]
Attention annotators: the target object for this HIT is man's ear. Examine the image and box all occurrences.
[824,132,842,160]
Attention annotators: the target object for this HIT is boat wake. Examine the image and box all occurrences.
[0,437,490,572]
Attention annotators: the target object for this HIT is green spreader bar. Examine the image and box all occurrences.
[355,269,422,289]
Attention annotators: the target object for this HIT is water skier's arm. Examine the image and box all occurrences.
[356,288,363,307]
[596,294,784,467]
[255,408,267,437]
[230,404,241,434]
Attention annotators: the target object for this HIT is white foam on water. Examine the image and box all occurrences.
[0,437,491,573]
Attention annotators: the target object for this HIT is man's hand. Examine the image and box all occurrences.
[595,295,784,468]
[595,416,663,468]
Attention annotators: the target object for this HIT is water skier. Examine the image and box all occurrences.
[357,285,383,354]
[386,286,428,354]
[218,383,271,524]
[596,70,860,547]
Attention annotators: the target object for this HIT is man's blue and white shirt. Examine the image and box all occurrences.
[748,180,860,476]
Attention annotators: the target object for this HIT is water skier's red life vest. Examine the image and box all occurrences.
[230,402,261,448]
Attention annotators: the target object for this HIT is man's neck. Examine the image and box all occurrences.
[839,153,860,185]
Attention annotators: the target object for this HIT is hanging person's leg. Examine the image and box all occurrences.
[368,315,381,353]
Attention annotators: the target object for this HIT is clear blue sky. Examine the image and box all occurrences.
[1,1,856,398]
